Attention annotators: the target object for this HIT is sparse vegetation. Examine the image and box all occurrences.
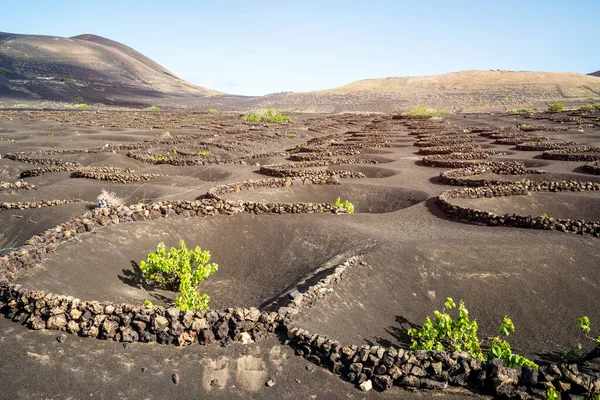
[97,189,125,208]
[146,105,161,111]
[581,103,600,112]
[150,155,167,162]
[408,298,537,369]
[139,240,218,311]
[507,108,534,116]
[546,387,560,400]
[12,104,29,109]
[73,94,84,103]
[402,107,450,117]
[0,67,10,74]
[287,133,297,138]
[206,108,219,114]
[548,103,564,113]
[577,316,600,346]
[71,103,90,109]
[197,151,211,156]
[244,108,291,123]
[333,197,355,214]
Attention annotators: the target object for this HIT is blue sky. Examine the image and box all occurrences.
[1,1,598,96]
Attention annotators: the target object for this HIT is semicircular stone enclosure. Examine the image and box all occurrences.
[1,109,600,399]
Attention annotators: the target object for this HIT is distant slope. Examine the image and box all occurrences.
[0,32,221,105]
[590,70,600,77]
[242,70,600,113]
[1,32,599,113]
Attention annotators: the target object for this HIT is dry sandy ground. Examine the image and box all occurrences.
[0,110,599,398]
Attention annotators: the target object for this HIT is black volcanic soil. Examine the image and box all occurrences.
[1,109,599,398]
[19,213,370,309]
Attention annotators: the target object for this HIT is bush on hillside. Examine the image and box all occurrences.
[244,108,291,123]
[402,107,450,117]
[548,103,564,113]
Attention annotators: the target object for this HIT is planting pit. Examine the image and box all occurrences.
[451,191,600,221]
[326,164,399,178]
[17,212,365,309]
[221,182,428,214]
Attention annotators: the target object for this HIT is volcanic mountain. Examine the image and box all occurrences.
[590,70,600,77]
[241,70,600,113]
[0,32,221,105]
[1,32,599,112]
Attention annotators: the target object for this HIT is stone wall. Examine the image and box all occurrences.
[583,161,600,175]
[72,167,161,183]
[0,198,84,211]
[543,146,600,162]
[285,326,599,398]
[437,182,600,236]
[0,180,36,192]
[515,141,576,151]
[417,145,480,155]
[439,162,544,187]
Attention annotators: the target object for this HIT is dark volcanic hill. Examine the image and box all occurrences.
[590,71,600,77]
[0,32,222,105]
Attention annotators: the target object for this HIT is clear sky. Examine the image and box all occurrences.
[1,0,598,96]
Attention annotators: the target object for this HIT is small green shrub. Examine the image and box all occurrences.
[507,108,534,116]
[488,317,538,369]
[581,104,595,112]
[408,298,483,358]
[206,108,219,114]
[244,108,291,123]
[143,299,153,307]
[197,151,211,156]
[333,197,355,214]
[12,104,29,109]
[577,316,600,344]
[0,67,10,74]
[546,388,560,400]
[287,133,297,138]
[73,94,84,103]
[73,103,89,109]
[408,298,537,369]
[402,107,450,117]
[146,105,161,111]
[548,103,564,113]
[150,155,166,162]
[139,240,218,311]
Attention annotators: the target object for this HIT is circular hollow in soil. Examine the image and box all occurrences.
[462,172,600,185]
[223,182,428,214]
[452,191,600,221]
[251,157,276,165]
[359,148,394,155]
[18,213,366,308]
[326,164,399,178]
[191,166,233,182]
[349,155,396,164]
[0,203,92,249]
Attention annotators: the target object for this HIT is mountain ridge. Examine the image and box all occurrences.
[1,32,599,112]
[0,31,221,105]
